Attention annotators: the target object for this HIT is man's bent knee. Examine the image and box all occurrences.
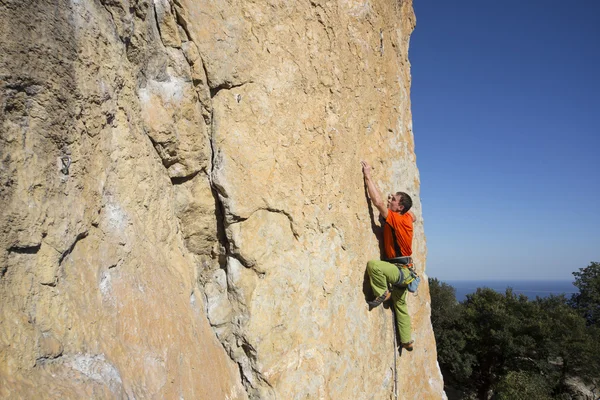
[367,260,379,274]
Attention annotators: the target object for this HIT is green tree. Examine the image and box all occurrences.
[493,371,552,400]
[429,277,461,327]
[531,295,600,393]
[429,278,476,388]
[462,288,541,399]
[429,270,600,399]
[571,261,600,325]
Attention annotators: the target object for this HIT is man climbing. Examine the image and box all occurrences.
[361,160,416,351]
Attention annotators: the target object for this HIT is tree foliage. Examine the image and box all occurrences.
[429,261,600,400]
[494,371,553,400]
[429,278,475,385]
[571,261,600,325]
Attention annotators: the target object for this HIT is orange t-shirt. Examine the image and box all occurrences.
[383,210,413,259]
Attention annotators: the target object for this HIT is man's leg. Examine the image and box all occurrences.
[392,287,412,346]
[366,260,400,297]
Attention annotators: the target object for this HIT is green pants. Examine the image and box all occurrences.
[367,259,412,344]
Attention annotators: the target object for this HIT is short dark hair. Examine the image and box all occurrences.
[396,192,412,214]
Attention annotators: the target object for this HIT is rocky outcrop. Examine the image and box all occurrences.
[0,0,445,399]
[564,377,600,400]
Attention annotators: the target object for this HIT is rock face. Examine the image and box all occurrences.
[0,0,445,399]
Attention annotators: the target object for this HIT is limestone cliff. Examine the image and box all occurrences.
[0,0,445,399]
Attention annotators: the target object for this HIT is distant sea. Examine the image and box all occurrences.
[443,280,579,302]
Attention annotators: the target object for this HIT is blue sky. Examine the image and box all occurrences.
[410,0,600,280]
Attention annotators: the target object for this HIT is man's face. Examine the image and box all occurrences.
[387,194,404,213]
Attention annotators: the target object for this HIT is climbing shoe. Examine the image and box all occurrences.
[401,340,414,352]
[367,290,391,308]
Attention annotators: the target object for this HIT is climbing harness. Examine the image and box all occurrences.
[387,256,420,294]
[393,265,420,294]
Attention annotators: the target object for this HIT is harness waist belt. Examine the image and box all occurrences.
[386,256,412,265]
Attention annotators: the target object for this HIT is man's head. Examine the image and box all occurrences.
[387,192,413,214]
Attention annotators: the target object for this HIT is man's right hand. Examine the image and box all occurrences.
[361,161,372,177]
[361,160,388,219]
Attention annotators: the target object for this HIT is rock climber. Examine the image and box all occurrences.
[361,160,416,351]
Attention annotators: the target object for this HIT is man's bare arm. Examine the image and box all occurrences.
[408,210,416,222]
[361,161,388,219]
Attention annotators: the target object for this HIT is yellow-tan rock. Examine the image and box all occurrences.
[0,0,445,399]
